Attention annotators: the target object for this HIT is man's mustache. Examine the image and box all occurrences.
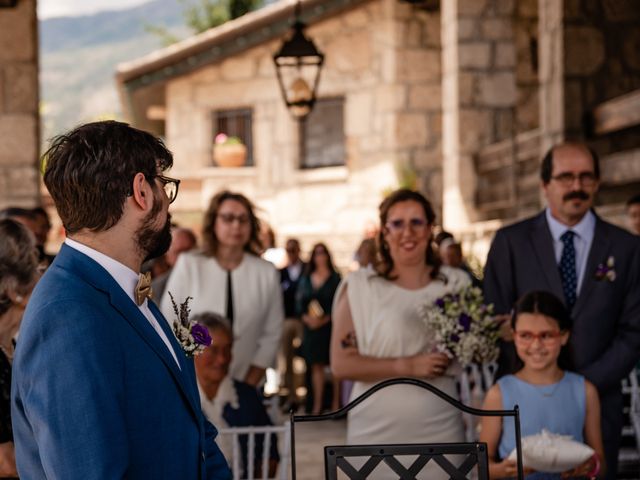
[563,190,589,202]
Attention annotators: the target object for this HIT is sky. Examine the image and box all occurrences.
[38,0,152,19]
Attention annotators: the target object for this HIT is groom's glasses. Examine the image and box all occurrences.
[155,174,180,204]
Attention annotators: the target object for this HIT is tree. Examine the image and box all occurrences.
[146,0,264,46]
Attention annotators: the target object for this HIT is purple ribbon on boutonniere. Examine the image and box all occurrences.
[594,256,616,282]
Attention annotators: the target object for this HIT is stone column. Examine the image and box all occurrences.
[0,0,40,209]
[441,0,517,231]
[537,0,564,154]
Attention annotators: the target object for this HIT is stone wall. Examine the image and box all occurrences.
[0,0,40,209]
[164,0,442,267]
[442,0,520,233]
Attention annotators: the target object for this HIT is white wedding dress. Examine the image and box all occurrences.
[338,266,469,479]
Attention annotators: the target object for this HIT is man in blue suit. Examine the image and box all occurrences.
[11,121,231,479]
[484,142,640,479]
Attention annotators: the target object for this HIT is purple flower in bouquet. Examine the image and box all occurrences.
[191,324,212,347]
[458,313,472,332]
[419,286,500,367]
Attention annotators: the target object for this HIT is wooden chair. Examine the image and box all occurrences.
[289,377,524,480]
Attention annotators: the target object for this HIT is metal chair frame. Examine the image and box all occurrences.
[289,377,524,480]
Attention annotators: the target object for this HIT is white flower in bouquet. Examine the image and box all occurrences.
[418,286,500,367]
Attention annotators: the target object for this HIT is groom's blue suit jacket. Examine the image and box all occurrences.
[11,244,231,479]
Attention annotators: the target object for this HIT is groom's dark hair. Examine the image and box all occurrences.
[42,121,173,234]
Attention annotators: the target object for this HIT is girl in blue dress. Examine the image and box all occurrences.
[480,291,605,479]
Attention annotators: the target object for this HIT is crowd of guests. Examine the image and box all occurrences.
[1,121,640,479]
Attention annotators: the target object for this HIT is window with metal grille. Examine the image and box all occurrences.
[300,97,345,169]
[213,108,254,167]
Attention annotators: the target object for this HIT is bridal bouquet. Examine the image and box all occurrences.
[418,286,500,367]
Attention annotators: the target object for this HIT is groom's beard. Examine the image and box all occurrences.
[137,193,173,262]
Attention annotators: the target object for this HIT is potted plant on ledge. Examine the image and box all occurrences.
[213,133,247,167]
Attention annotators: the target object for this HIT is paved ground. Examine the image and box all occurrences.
[272,411,347,480]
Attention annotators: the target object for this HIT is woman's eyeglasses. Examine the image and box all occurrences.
[218,213,250,225]
[385,218,428,234]
[513,330,563,346]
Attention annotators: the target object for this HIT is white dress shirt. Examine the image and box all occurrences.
[65,238,180,368]
[286,261,303,282]
[545,208,596,294]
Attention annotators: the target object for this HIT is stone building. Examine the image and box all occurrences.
[0,0,40,209]
[116,0,640,266]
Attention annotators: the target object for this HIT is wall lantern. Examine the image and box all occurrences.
[273,1,324,120]
[0,0,18,7]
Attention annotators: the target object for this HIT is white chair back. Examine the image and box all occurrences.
[218,423,291,480]
[458,362,497,441]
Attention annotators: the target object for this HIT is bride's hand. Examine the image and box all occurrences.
[406,352,450,379]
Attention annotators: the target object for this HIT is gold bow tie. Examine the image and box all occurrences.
[134,272,153,306]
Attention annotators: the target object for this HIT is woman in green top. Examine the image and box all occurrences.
[296,243,341,415]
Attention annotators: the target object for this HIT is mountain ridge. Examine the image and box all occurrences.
[40,0,186,143]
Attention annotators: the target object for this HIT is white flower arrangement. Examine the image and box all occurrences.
[418,286,500,367]
[168,292,211,357]
[594,256,616,282]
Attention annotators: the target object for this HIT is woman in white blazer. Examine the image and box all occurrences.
[161,191,283,386]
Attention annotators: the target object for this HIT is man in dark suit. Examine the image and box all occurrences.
[11,121,231,479]
[278,238,305,411]
[484,142,640,479]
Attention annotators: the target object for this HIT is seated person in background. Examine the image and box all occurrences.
[480,291,604,479]
[0,207,54,265]
[194,312,279,478]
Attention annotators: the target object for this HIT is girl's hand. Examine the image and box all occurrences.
[407,352,450,378]
[490,459,534,478]
[561,454,599,478]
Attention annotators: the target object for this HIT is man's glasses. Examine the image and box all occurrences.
[218,213,250,225]
[385,218,428,234]
[550,172,597,187]
[155,174,180,204]
[513,330,564,346]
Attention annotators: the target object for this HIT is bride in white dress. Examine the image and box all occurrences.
[331,189,469,478]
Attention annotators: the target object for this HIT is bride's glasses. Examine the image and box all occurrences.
[385,218,428,235]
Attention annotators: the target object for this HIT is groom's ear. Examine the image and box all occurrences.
[130,173,153,211]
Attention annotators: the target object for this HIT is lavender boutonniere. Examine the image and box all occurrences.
[594,256,616,282]
[168,292,211,357]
